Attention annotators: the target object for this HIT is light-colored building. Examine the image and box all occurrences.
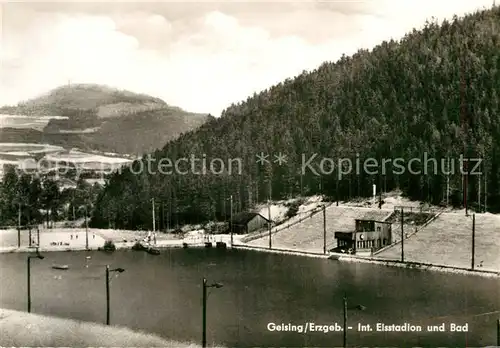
[335,219,392,254]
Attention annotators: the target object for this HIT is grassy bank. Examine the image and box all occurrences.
[0,308,216,347]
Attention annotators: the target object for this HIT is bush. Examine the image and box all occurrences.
[323,195,336,202]
[285,199,305,219]
[103,240,116,252]
[285,205,299,219]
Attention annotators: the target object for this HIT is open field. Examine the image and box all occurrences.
[0,144,131,163]
[246,206,392,252]
[0,142,64,154]
[376,212,500,272]
[0,227,182,251]
[0,228,104,250]
[0,308,209,347]
[0,226,252,253]
[45,150,132,164]
[0,114,68,131]
[0,143,132,177]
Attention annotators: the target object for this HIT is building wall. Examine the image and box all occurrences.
[375,221,392,244]
[353,222,391,250]
[247,215,269,233]
[337,238,354,249]
[355,220,375,232]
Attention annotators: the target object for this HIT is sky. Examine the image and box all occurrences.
[0,0,494,116]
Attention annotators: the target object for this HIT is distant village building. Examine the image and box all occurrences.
[57,178,77,190]
[334,218,392,255]
[84,178,106,186]
[230,212,270,234]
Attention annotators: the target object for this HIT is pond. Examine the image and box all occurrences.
[0,249,498,347]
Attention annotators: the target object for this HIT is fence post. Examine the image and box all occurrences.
[471,213,475,270]
[323,205,326,255]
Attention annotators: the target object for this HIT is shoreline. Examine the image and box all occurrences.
[232,243,330,259]
[337,254,500,278]
[0,239,229,254]
[232,244,500,278]
[3,241,499,278]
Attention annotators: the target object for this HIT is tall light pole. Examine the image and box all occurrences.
[18,202,21,231]
[268,198,272,249]
[152,198,156,232]
[85,204,89,250]
[323,205,327,254]
[268,180,272,249]
[343,295,347,347]
[202,277,223,348]
[343,294,366,348]
[106,265,125,325]
[471,213,475,270]
[27,252,44,313]
[230,195,233,247]
[401,208,404,262]
[17,201,21,247]
[497,318,499,346]
[75,188,89,250]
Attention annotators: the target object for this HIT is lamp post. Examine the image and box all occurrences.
[151,198,156,233]
[84,204,89,250]
[75,188,90,250]
[343,294,366,348]
[496,318,499,346]
[497,318,500,346]
[105,265,125,325]
[230,195,233,247]
[27,252,44,313]
[202,277,223,348]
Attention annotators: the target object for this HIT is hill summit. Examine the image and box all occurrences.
[0,84,209,154]
[22,83,166,113]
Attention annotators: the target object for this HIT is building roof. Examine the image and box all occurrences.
[231,212,269,225]
[355,218,392,224]
[84,178,106,186]
[57,178,77,188]
[334,231,354,240]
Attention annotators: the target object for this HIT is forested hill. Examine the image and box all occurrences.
[0,84,209,154]
[91,7,500,230]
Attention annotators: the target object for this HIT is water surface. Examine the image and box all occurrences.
[0,249,498,347]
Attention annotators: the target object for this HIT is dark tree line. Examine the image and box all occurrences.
[0,165,101,227]
[91,7,500,230]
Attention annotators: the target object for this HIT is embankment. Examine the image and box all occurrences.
[0,240,187,253]
[336,254,500,278]
[233,243,330,259]
[233,244,500,278]
[0,308,213,347]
